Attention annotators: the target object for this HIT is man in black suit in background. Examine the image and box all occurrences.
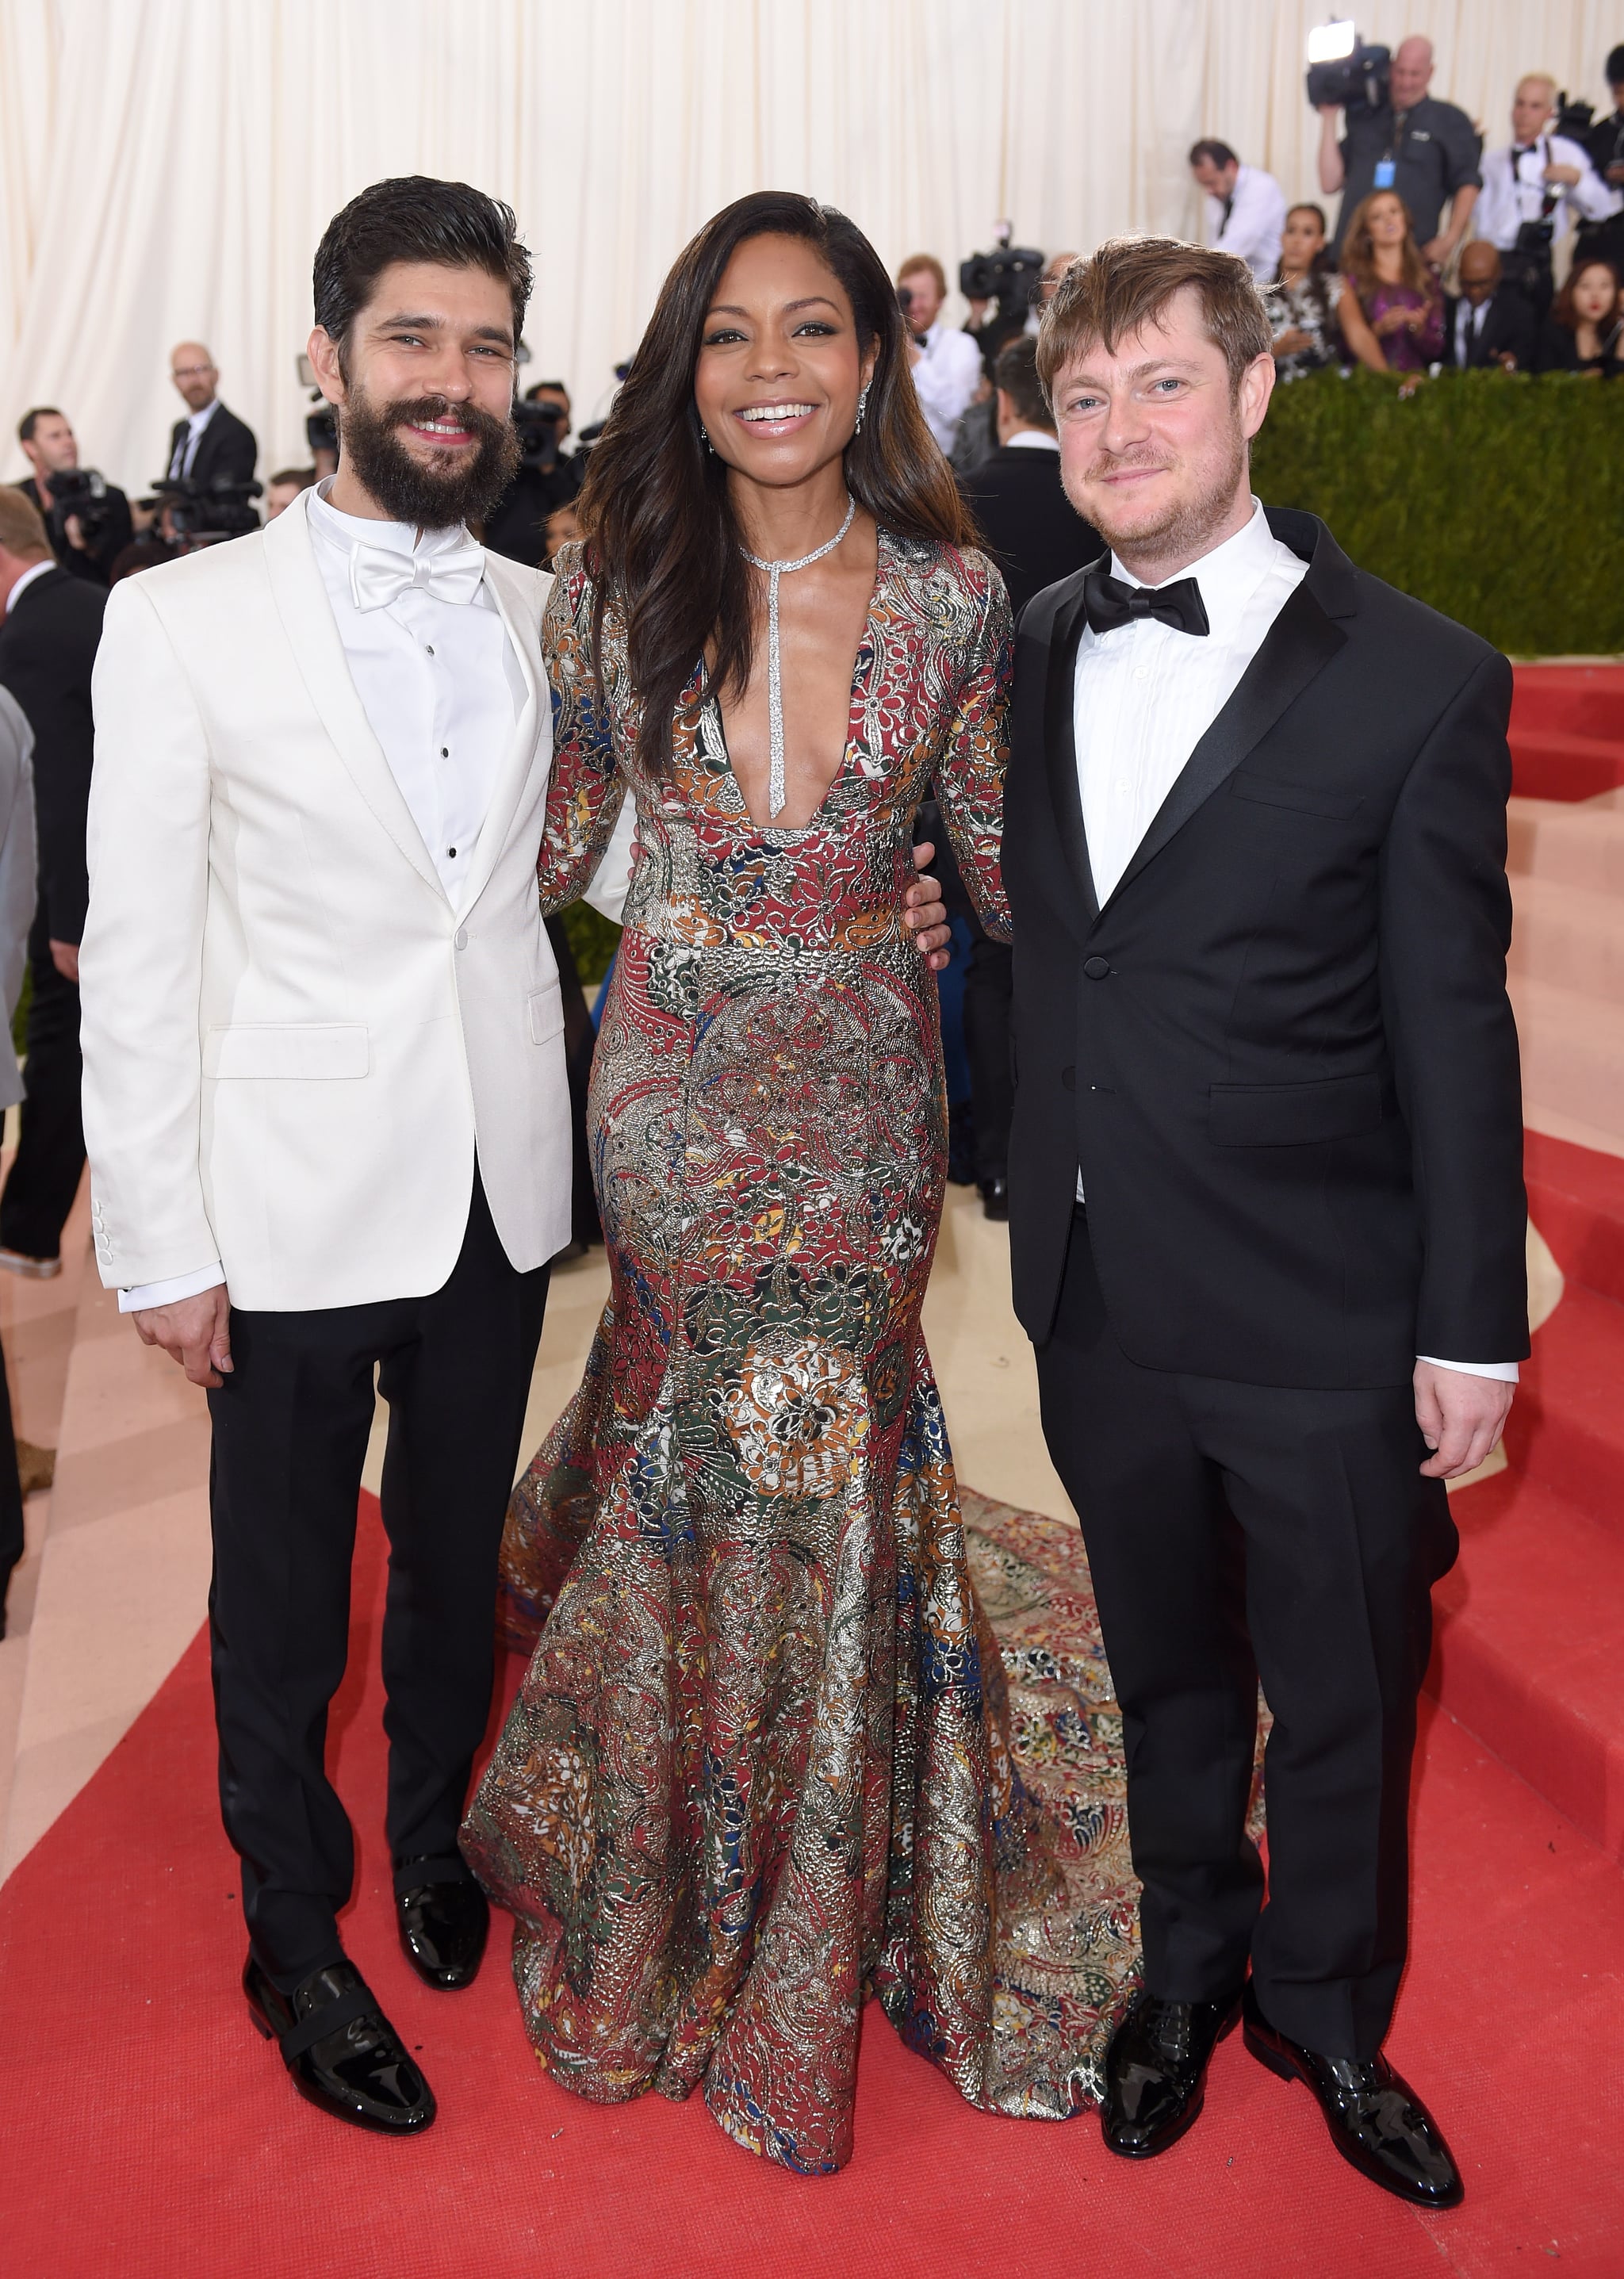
[0,488,105,1276]
[955,334,1102,1218]
[166,341,258,491]
[1442,243,1538,370]
[1006,238,1526,2209]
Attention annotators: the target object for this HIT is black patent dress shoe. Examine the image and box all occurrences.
[1101,1985,1243,2157]
[243,1955,435,2135]
[979,1177,1009,1222]
[396,1872,489,1991]
[1242,1982,1463,2208]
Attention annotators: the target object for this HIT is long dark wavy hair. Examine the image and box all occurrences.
[576,190,978,775]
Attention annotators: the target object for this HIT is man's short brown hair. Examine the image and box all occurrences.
[0,485,51,559]
[897,252,948,298]
[1037,236,1273,400]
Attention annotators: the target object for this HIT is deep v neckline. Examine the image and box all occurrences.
[708,531,888,838]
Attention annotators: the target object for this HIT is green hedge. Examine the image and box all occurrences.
[1251,366,1624,657]
[557,898,622,988]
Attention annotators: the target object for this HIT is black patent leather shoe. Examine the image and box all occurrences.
[979,1176,1009,1222]
[243,1955,435,2135]
[1242,1982,1463,2208]
[396,1872,489,1991]
[1101,1985,1243,2157]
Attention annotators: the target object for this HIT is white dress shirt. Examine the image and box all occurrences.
[1205,163,1288,282]
[1005,428,1061,454]
[1071,499,1516,1382]
[910,321,985,451]
[169,396,221,480]
[120,481,524,1313]
[1476,136,1621,251]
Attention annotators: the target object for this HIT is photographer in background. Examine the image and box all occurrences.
[263,467,316,519]
[1025,250,1080,335]
[1189,140,1287,281]
[1477,74,1621,319]
[483,379,583,568]
[0,488,104,1279]
[1579,45,1624,268]
[14,408,132,587]
[1318,34,1480,262]
[166,342,257,488]
[1443,242,1538,370]
[896,254,982,451]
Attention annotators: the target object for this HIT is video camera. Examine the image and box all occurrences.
[959,237,1045,320]
[293,354,338,458]
[1554,91,1597,144]
[514,396,567,472]
[1305,22,1390,111]
[44,467,115,546]
[147,473,262,546]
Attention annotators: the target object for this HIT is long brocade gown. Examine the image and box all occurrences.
[461,532,1139,2174]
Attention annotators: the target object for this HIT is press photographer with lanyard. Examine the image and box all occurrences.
[1317,34,1480,262]
[1477,75,1621,319]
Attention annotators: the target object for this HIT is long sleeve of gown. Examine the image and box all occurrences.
[934,557,1013,941]
[536,549,628,916]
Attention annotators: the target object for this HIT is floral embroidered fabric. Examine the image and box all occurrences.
[461,532,1142,2172]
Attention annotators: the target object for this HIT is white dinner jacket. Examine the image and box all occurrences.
[79,487,571,1312]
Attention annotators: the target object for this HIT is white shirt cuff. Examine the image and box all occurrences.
[1417,1354,1520,1385]
[119,1262,227,1314]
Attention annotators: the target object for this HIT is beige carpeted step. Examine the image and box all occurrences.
[1509,875,1624,1005]
[1508,795,1624,898]
[1510,972,1624,1148]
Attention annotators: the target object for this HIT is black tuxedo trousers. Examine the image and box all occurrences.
[206,1167,548,1989]
[1007,511,1526,2055]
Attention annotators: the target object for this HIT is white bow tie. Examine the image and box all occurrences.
[348,536,486,613]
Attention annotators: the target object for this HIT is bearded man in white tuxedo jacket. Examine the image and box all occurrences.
[79,178,557,2139]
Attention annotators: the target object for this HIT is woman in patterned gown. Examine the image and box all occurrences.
[461,192,1137,2174]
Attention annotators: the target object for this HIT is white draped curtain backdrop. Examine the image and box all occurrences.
[0,0,1615,485]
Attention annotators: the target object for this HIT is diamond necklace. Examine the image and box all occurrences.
[739,491,857,820]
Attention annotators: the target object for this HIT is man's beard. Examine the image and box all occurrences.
[1065,421,1247,573]
[337,388,520,527]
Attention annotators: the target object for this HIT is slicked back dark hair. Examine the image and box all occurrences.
[579,189,976,777]
[312,176,533,374]
[992,335,1053,430]
[17,407,62,446]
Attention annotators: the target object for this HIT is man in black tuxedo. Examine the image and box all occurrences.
[1443,242,1538,370]
[956,335,1102,1216]
[0,488,105,1275]
[165,341,258,492]
[1008,238,1526,2209]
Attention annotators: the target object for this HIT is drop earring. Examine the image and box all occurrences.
[853,385,870,437]
[699,422,714,452]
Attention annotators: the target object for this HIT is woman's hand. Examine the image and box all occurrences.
[1373,306,1410,338]
[904,841,953,972]
[1273,325,1314,357]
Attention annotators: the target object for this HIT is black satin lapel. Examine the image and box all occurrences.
[1041,582,1100,923]
[1104,580,1346,911]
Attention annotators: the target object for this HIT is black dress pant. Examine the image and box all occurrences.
[206,1169,550,1990]
[0,1331,26,1632]
[1034,1209,1457,2059]
[0,915,85,1262]
[962,927,1013,1188]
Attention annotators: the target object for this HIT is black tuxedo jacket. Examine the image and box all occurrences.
[0,565,105,941]
[1442,290,1537,370]
[1005,508,1527,1388]
[958,444,1102,615]
[167,400,257,490]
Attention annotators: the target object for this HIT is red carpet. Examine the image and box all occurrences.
[3,1492,1622,2277]
[1508,665,1624,802]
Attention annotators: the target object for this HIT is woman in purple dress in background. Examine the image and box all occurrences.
[1337,190,1444,373]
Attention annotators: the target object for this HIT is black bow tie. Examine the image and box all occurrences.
[1083,568,1210,639]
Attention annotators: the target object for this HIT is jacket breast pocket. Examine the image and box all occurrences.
[527,983,565,1048]
[1209,1072,1386,1147]
[1228,771,1363,821]
[202,1024,370,1080]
